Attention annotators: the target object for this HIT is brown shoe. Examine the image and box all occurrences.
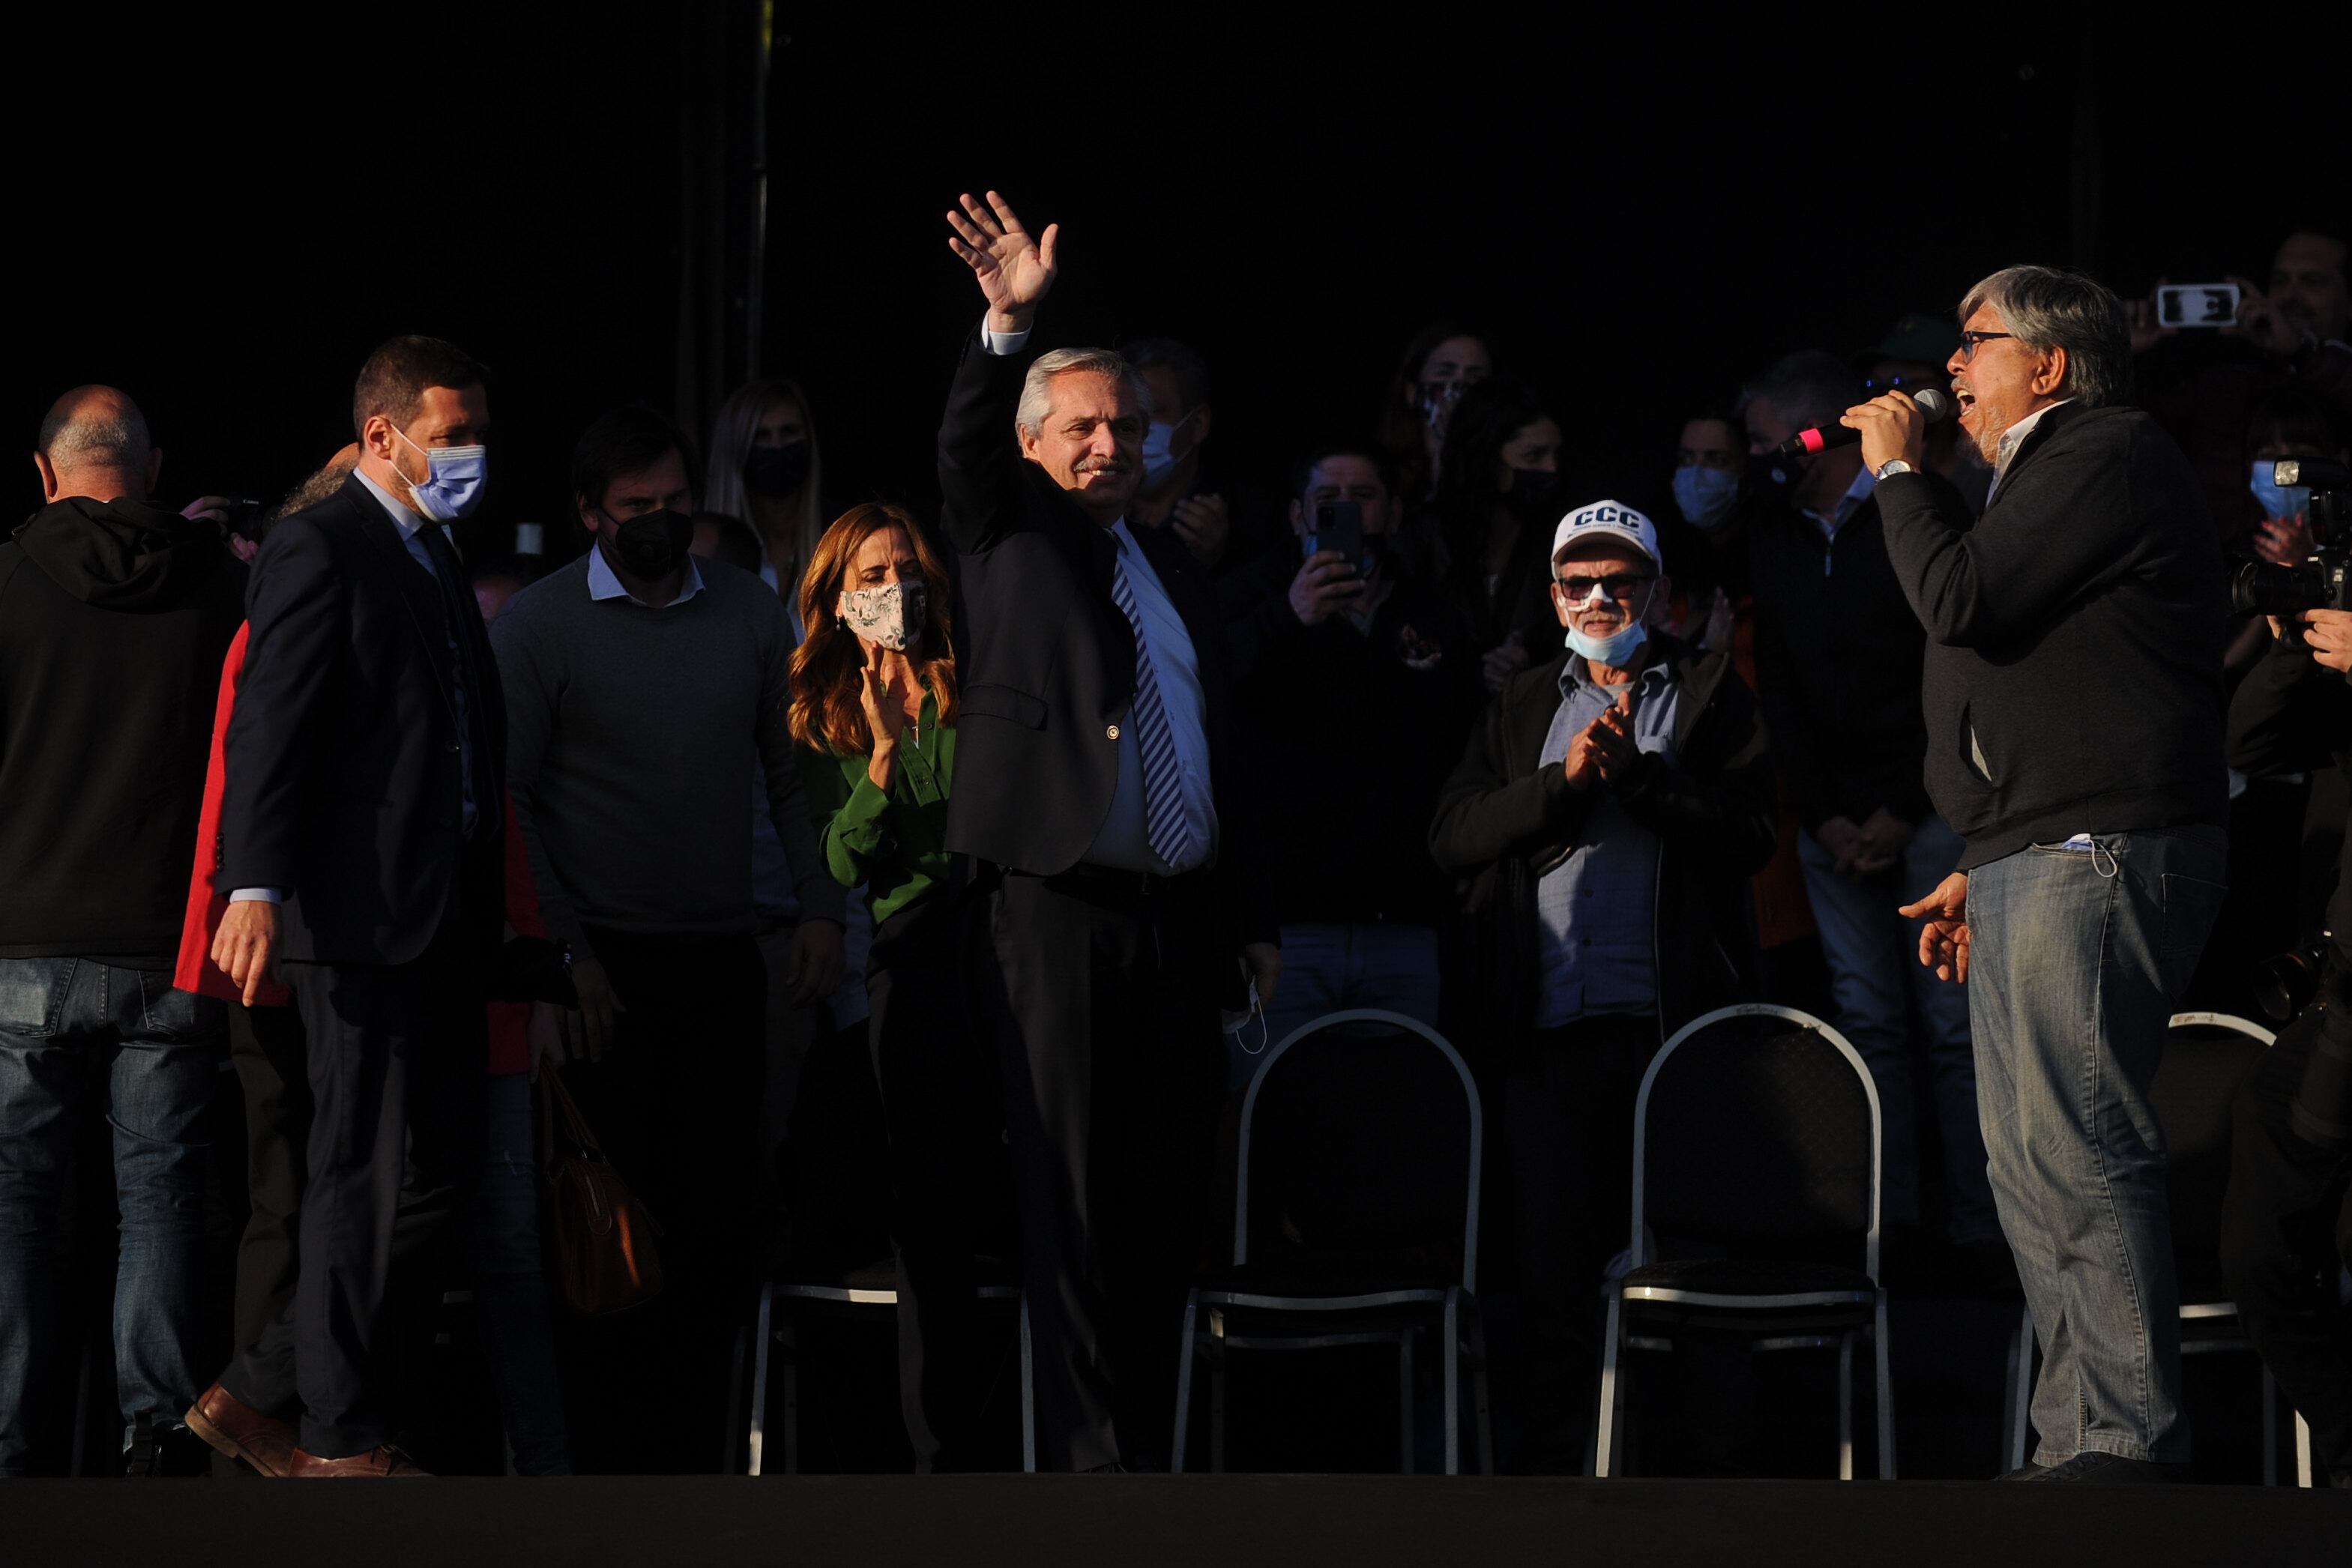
[184,1382,300,1478]
[285,1444,429,1478]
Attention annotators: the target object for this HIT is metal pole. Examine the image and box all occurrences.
[744,0,776,379]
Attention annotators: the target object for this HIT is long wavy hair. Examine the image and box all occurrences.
[787,503,959,757]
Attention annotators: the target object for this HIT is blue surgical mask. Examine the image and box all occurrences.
[2248,459,2310,523]
[1671,465,1739,528]
[1139,408,1199,486]
[391,425,489,522]
[1566,618,1648,666]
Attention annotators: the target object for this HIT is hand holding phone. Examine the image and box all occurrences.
[1304,501,1366,573]
[2153,283,2242,328]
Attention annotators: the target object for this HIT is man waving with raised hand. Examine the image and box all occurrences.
[935,190,1277,1472]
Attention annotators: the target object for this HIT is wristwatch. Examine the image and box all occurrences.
[1874,459,1915,481]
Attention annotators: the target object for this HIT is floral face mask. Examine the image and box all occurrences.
[837,579,927,651]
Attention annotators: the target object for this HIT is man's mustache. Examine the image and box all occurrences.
[1073,455,1132,475]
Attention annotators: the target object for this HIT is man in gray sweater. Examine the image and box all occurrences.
[490,405,845,1473]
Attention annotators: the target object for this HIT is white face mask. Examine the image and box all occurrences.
[1139,407,1201,486]
[836,579,927,651]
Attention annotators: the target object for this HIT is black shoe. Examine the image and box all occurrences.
[1997,1462,2048,1480]
[124,1417,216,1478]
[2023,1451,2188,1483]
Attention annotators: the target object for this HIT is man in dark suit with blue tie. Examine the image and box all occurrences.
[187,336,506,1478]
[936,191,1280,1472]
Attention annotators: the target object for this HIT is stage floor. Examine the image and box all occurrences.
[5,1474,2342,1566]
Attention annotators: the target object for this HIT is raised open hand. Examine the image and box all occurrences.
[946,190,1058,334]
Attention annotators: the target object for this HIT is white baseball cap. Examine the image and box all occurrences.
[1550,498,1662,572]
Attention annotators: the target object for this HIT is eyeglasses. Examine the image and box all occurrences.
[1956,331,2015,361]
[1554,573,1655,603]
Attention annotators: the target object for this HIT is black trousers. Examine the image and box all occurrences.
[554,926,765,1474]
[1507,1012,1659,1474]
[2219,1006,2352,1483]
[973,867,1225,1472]
[225,1001,311,1355]
[867,891,1011,1471]
[223,932,488,1458]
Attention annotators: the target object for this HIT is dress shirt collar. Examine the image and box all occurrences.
[1800,462,1877,538]
[1561,646,1675,702]
[353,465,429,541]
[1991,397,2076,491]
[586,540,707,608]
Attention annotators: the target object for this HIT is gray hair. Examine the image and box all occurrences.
[37,389,151,474]
[1016,348,1154,441]
[1958,265,2132,408]
[1738,349,1860,432]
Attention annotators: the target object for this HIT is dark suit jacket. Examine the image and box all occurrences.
[220,474,506,966]
[1875,402,2226,869]
[1428,636,1776,1050]
[935,328,1275,954]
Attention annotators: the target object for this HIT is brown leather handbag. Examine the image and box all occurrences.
[535,1067,663,1316]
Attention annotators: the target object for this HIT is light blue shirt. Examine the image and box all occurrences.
[1531,656,1683,1028]
[585,541,708,608]
[978,320,1219,875]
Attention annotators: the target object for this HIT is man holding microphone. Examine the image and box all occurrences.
[1843,265,2228,1483]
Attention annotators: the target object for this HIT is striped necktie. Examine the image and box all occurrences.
[1109,549,1195,869]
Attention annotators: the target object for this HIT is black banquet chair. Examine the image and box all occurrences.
[744,1256,1034,1474]
[1593,1003,1893,1480]
[1171,1008,1492,1474]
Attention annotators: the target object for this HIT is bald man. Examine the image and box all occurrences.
[0,386,247,1475]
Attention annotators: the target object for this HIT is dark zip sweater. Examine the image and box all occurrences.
[0,498,247,964]
[1875,403,2227,869]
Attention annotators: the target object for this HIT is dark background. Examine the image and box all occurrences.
[19,7,2346,552]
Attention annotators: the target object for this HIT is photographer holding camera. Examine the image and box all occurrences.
[2219,545,2352,1489]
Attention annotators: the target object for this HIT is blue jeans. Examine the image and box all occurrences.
[465,1072,569,1474]
[0,956,226,1474]
[1237,923,1443,1086]
[1797,815,1998,1242]
[1967,826,2227,1465]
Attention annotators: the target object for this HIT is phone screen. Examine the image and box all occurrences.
[1306,501,1366,573]
[2155,283,2242,328]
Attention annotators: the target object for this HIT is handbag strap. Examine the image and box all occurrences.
[537,1066,607,1163]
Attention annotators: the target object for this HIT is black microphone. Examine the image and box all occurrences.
[1773,388,1955,459]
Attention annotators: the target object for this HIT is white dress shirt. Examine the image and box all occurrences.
[1988,398,2076,496]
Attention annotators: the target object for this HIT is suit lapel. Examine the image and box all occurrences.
[341,477,461,723]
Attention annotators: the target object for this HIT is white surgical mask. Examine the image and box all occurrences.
[1139,408,1201,486]
[391,424,488,522]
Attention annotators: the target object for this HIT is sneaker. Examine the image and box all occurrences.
[1997,1461,2048,1480]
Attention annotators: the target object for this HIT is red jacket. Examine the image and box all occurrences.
[175,623,543,1074]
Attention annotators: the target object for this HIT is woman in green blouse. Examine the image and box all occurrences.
[789,501,998,1470]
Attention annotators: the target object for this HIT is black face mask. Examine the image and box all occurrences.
[1501,467,1563,525]
[609,509,695,580]
[744,439,812,500]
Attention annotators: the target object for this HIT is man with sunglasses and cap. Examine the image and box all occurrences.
[1431,499,1776,1472]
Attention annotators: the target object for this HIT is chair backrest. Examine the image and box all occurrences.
[1234,1009,1483,1291]
[1631,1004,1881,1276]
[2153,1013,2275,1260]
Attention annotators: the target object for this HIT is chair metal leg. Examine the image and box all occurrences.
[2296,1413,2313,1488]
[2261,1366,2277,1485]
[1874,1291,1896,1480]
[1442,1291,1462,1476]
[747,1283,776,1476]
[1837,1330,1855,1481]
[1466,1300,1495,1476]
[1171,1295,1198,1475]
[1020,1297,1037,1474]
[721,1317,749,1474]
[1397,1329,1415,1474]
[781,1356,801,1477]
[1594,1291,1625,1477]
[1207,1309,1228,1475]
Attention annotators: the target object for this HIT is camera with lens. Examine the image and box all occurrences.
[2253,936,2334,1023]
[2228,458,2348,648]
